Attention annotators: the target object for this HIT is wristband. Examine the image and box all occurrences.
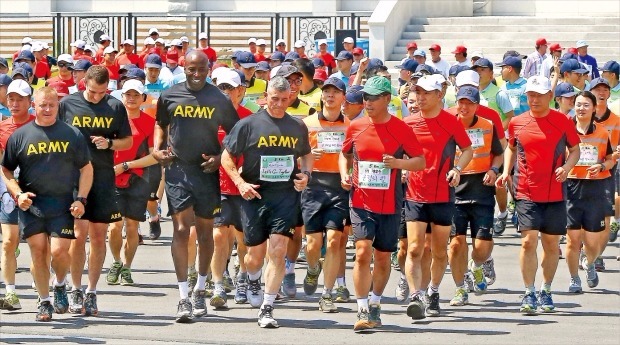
[490,167,500,175]
[107,138,113,150]
[302,171,312,182]
[453,166,462,173]
[75,197,88,206]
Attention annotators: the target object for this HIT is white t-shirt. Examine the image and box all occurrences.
[427,58,451,78]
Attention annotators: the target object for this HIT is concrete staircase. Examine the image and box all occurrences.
[387,16,620,68]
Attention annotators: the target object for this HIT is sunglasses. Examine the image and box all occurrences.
[363,93,388,102]
[58,63,72,68]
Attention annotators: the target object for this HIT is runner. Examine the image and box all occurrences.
[497,56,530,116]
[294,58,322,113]
[554,82,578,117]
[315,39,337,75]
[601,61,619,104]
[45,54,75,88]
[523,38,549,78]
[426,44,450,78]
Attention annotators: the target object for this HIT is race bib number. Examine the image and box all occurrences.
[317,131,345,153]
[576,144,598,166]
[260,155,295,182]
[466,128,484,149]
[358,161,391,190]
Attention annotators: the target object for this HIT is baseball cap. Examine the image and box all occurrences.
[256,61,270,71]
[99,34,113,42]
[367,58,384,70]
[155,38,165,45]
[149,28,159,35]
[576,40,588,48]
[525,76,551,94]
[210,66,228,82]
[276,39,286,46]
[119,63,137,74]
[30,42,44,52]
[349,64,359,76]
[166,49,179,64]
[317,39,328,46]
[48,81,69,98]
[235,70,248,86]
[237,52,258,68]
[590,77,611,90]
[549,43,564,52]
[57,54,74,64]
[69,59,92,71]
[0,74,12,86]
[456,85,480,103]
[560,59,588,74]
[70,40,86,49]
[568,47,578,54]
[216,69,242,88]
[415,75,443,92]
[429,44,441,51]
[536,38,548,46]
[248,37,257,44]
[313,69,328,82]
[343,37,354,44]
[171,39,182,47]
[21,37,33,44]
[413,49,426,58]
[503,50,527,60]
[449,65,468,77]
[7,79,32,96]
[471,51,484,59]
[144,37,155,46]
[275,65,302,78]
[472,58,493,69]
[268,51,285,62]
[256,39,266,46]
[16,50,35,62]
[560,52,579,62]
[180,36,189,43]
[601,61,620,75]
[362,76,392,95]
[406,42,418,51]
[415,64,436,75]
[294,40,305,49]
[11,68,30,80]
[20,45,32,52]
[452,45,467,54]
[455,70,480,87]
[322,77,346,92]
[496,56,523,69]
[284,52,300,62]
[103,46,118,54]
[345,85,364,104]
[352,47,364,56]
[199,32,208,40]
[124,68,146,80]
[84,45,95,53]
[554,82,577,98]
[145,54,163,69]
[395,58,419,73]
[312,58,325,68]
[122,39,134,46]
[0,57,7,68]
[336,51,353,61]
[121,79,145,94]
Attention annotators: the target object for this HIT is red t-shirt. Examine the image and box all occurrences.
[342,116,423,214]
[508,110,580,202]
[0,115,36,151]
[254,53,268,63]
[102,62,120,81]
[315,52,337,69]
[447,104,505,140]
[72,54,95,64]
[405,110,472,203]
[200,47,217,63]
[45,75,76,87]
[115,53,141,68]
[218,106,253,195]
[34,60,51,79]
[113,111,155,188]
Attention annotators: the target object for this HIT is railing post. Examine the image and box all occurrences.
[274,13,280,48]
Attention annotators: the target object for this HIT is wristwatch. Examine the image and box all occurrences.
[453,166,462,173]
[75,197,88,206]
[490,166,500,175]
[107,138,113,150]
[122,162,130,171]
[302,171,312,183]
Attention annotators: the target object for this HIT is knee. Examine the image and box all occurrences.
[373,251,390,267]
[50,246,69,259]
[2,236,18,251]
[326,236,340,252]
[521,236,538,252]
[355,243,373,265]
[212,230,227,246]
[407,242,425,260]
[449,236,466,254]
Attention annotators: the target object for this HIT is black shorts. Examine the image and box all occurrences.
[214,194,243,230]
[567,198,606,233]
[241,190,298,247]
[615,166,620,195]
[165,161,220,219]
[115,176,151,222]
[19,195,75,240]
[350,207,399,252]
[148,165,163,201]
[404,201,455,226]
[0,192,18,225]
[84,169,122,224]
[301,187,348,234]
[604,175,615,217]
[451,203,494,240]
[516,200,567,235]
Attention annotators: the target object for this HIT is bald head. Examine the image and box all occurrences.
[186,50,208,64]
[184,50,210,91]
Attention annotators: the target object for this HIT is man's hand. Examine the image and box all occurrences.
[495,173,511,189]
[382,154,399,169]
[201,154,221,173]
[90,136,110,150]
[152,147,175,166]
[483,169,497,186]
[70,201,85,218]
[294,172,309,192]
[555,166,568,182]
[358,57,369,74]
[238,181,261,200]
[341,174,352,191]
[446,169,460,187]
[311,148,325,161]
[17,192,35,211]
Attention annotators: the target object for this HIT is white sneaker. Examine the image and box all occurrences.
[257,305,279,328]
[247,279,264,308]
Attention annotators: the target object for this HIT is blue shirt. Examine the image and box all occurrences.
[328,71,350,86]
[578,54,599,78]
[501,77,529,116]
[0,105,9,117]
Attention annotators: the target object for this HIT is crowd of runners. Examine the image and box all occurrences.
[0,28,618,331]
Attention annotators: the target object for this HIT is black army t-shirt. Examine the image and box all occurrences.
[2,120,90,196]
[224,108,311,192]
[58,92,132,169]
[156,82,239,165]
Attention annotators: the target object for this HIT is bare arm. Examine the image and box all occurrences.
[152,123,174,165]
[221,148,261,199]
[339,152,353,191]
[294,152,314,192]
[502,111,514,131]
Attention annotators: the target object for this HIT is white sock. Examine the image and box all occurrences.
[336,277,345,287]
[5,284,15,293]
[356,297,369,311]
[72,285,82,292]
[262,293,276,308]
[248,270,261,281]
[196,274,208,291]
[85,288,96,294]
[322,287,333,296]
[427,285,438,295]
[188,265,196,275]
[178,281,189,299]
[40,296,52,302]
[53,278,65,287]
[285,259,295,274]
[400,272,406,280]
[498,211,508,218]
[369,292,381,305]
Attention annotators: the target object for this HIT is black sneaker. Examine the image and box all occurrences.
[82,292,98,316]
[192,290,208,317]
[407,294,426,320]
[69,289,84,314]
[36,300,54,322]
[368,304,382,328]
[425,292,440,317]
[53,284,69,314]
[176,298,193,323]
[149,219,162,240]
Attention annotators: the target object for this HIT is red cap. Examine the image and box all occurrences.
[166,49,179,63]
[406,42,418,51]
[48,81,69,98]
[568,47,578,54]
[429,44,441,52]
[313,69,328,82]
[352,47,364,55]
[536,38,548,46]
[549,43,564,52]
[451,45,467,54]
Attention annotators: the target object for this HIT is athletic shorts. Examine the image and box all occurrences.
[604,174,615,217]
[84,169,121,224]
[451,203,494,240]
[214,194,243,230]
[567,197,606,233]
[350,207,399,252]
[241,189,298,247]
[0,192,18,225]
[19,195,75,240]
[148,165,163,201]
[615,165,620,194]
[165,161,220,219]
[301,187,348,234]
[515,200,566,235]
[115,176,150,222]
[404,201,455,226]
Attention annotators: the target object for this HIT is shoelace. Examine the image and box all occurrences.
[249,281,261,295]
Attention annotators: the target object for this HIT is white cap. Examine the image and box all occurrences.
[276,38,286,46]
[471,51,484,59]
[99,34,113,42]
[171,39,182,47]
[122,39,135,46]
[21,36,33,44]
[455,70,480,87]
[270,65,282,79]
[20,45,32,52]
[31,42,44,52]
[84,45,95,52]
[576,40,588,48]
[343,37,354,44]
[433,73,447,85]
[149,27,159,35]
[210,67,229,82]
[180,36,189,43]
[248,37,257,44]
[199,32,208,40]
[144,37,155,46]
[294,40,305,49]
[41,42,50,49]
[216,69,241,88]
[70,40,86,49]
[525,76,551,94]
[155,38,165,45]
[256,39,266,46]
[7,80,32,96]
[415,75,443,92]
[121,79,145,94]
[57,54,74,64]
[318,39,328,46]
[104,46,118,54]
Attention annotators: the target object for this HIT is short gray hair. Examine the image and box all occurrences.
[267,76,290,93]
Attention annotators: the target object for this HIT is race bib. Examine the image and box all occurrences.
[260,155,295,182]
[358,161,391,190]
[317,131,345,153]
[466,128,484,149]
[509,95,520,110]
[146,84,163,99]
[576,143,598,166]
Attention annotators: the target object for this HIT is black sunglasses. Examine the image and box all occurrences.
[58,63,72,68]
[363,93,388,102]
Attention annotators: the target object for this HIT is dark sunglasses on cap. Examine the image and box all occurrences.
[363,93,389,102]
[58,63,72,68]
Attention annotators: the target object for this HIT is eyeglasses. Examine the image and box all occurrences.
[58,63,72,68]
[363,93,387,102]
[287,78,302,86]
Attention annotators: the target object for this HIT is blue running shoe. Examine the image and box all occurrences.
[538,290,555,313]
[520,292,537,315]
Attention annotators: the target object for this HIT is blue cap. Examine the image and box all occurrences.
[268,51,285,62]
[274,65,302,78]
[15,50,35,62]
[367,58,384,70]
[124,68,146,80]
[554,82,577,98]
[231,51,243,60]
[11,68,30,79]
[0,57,7,68]
[472,58,493,69]
[495,56,522,69]
[145,54,163,69]
[336,51,353,61]
[237,51,257,68]
[560,53,579,62]
[322,77,346,92]
[413,49,426,58]
[119,63,138,73]
[0,74,12,86]
[312,58,324,68]
[284,52,300,62]
[590,77,611,90]
[395,58,419,73]
[235,69,248,86]
[415,64,436,75]
[69,59,92,71]
[449,64,468,76]
[601,60,620,75]
[256,61,270,71]
[12,62,33,76]
[345,85,364,104]
[560,59,588,74]
[503,50,526,60]
[350,64,359,75]
[456,85,480,103]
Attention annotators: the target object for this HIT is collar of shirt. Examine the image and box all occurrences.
[611,82,620,92]
[506,77,527,87]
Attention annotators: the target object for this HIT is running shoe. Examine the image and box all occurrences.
[482,257,496,286]
[192,290,208,317]
[303,263,322,296]
[282,272,297,298]
[257,305,279,328]
[586,264,599,288]
[406,294,426,320]
[520,292,537,315]
[205,279,215,298]
[579,250,587,271]
[210,286,228,309]
[223,271,234,293]
[120,268,134,286]
[247,278,264,308]
[568,276,583,293]
[138,234,144,245]
[368,304,382,328]
[449,287,469,306]
[232,256,240,286]
[391,251,399,270]
[0,291,21,310]
[353,308,372,332]
[511,212,518,226]
[560,235,567,244]
[106,261,123,285]
[469,260,488,293]
[297,239,307,263]
[594,256,605,272]
[335,286,350,303]
[235,274,248,304]
[36,300,54,322]
[69,289,84,314]
[188,271,197,298]
[538,290,555,313]
[610,220,619,243]
[82,292,98,316]
[493,215,508,236]
[558,245,563,259]
[395,276,409,302]
[149,219,161,240]
[346,236,355,249]
[175,298,193,323]
[464,272,475,292]
[425,292,440,317]
[53,284,69,314]
[319,294,338,313]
